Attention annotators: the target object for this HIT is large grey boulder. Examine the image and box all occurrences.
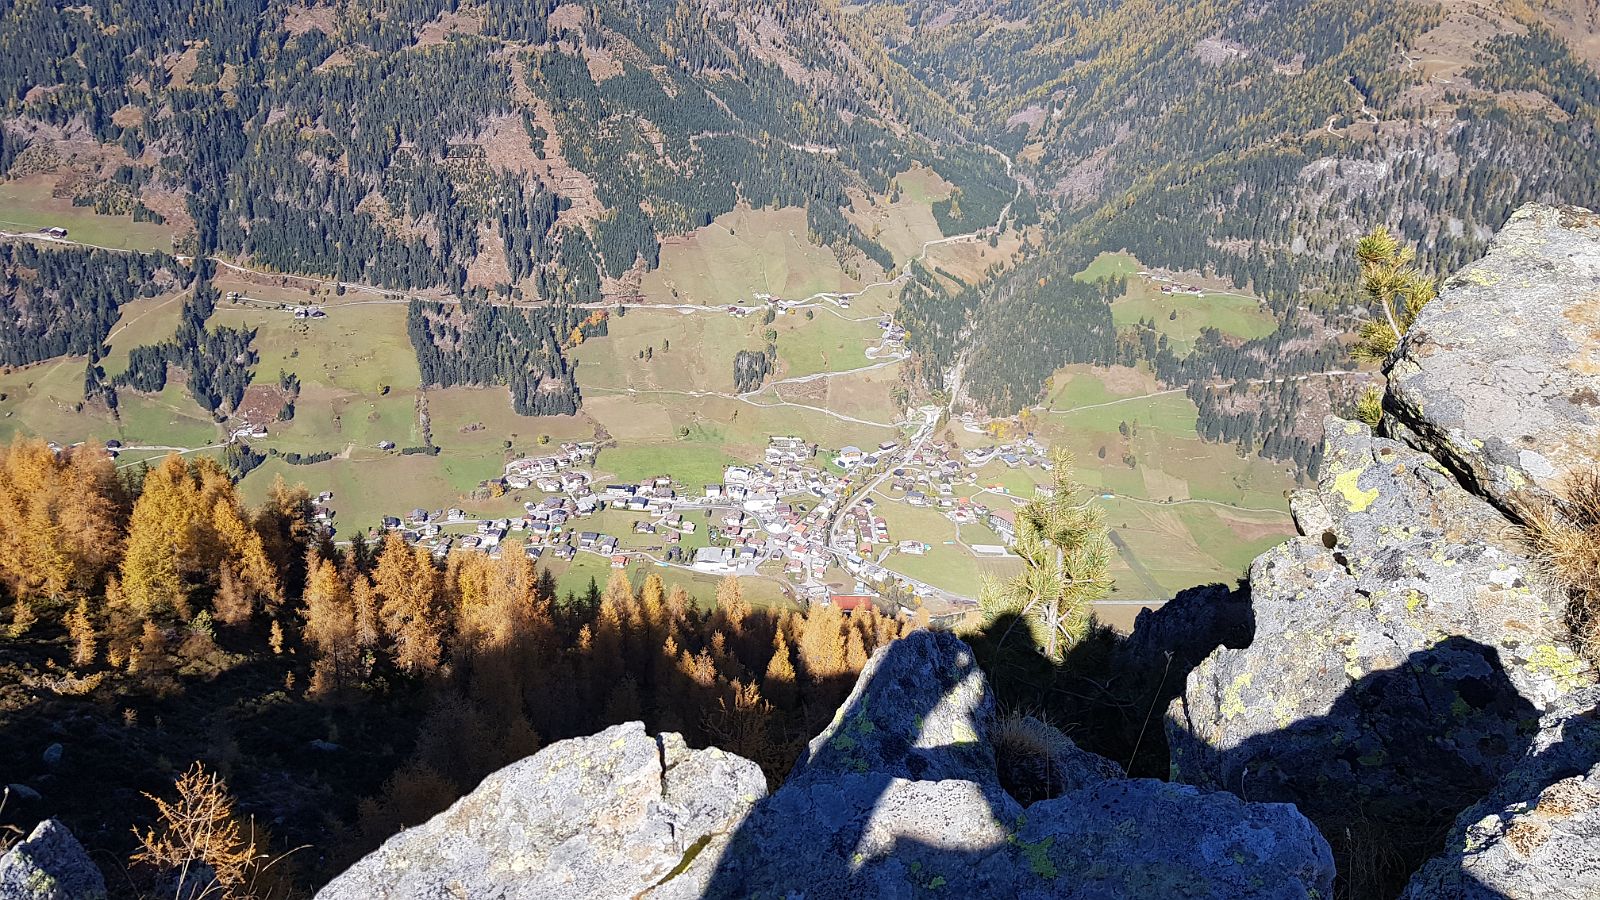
[1170,418,1590,860]
[315,721,767,900]
[1404,688,1600,899]
[671,630,1334,899]
[1387,204,1600,511]
[0,819,106,900]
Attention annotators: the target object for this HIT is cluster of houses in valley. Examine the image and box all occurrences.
[500,442,597,489]
[835,434,1055,569]
[831,438,902,473]
[345,422,1056,621]
[693,441,853,587]
[360,436,857,588]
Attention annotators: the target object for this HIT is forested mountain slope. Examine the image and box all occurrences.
[0,0,1008,297]
[3,0,1598,472]
[864,0,1600,416]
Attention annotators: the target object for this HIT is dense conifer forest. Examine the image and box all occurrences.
[406,298,599,415]
[0,245,187,366]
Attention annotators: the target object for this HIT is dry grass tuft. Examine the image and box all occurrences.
[0,788,22,854]
[992,709,1083,806]
[1516,468,1600,664]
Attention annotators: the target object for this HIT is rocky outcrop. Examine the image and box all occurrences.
[0,819,106,900]
[1174,203,1600,895]
[1404,688,1600,899]
[1386,204,1600,512]
[687,633,1330,898]
[316,722,767,900]
[1170,419,1585,832]
[323,631,1335,899]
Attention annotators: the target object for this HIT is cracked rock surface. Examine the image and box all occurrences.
[1387,204,1600,511]
[314,721,767,900]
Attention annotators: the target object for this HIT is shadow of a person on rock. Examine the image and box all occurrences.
[692,625,1562,900]
[1178,634,1541,898]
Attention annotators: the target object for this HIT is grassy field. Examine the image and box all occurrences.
[101,290,192,378]
[0,176,176,252]
[571,308,754,393]
[427,386,597,451]
[768,358,907,427]
[1111,289,1278,351]
[774,309,877,379]
[211,301,423,396]
[639,205,863,307]
[0,357,223,449]
[921,231,1025,288]
[1029,365,1296,594]
[594,443,736,491]
[844,165,950,263]
[237,448,508,535]
[580,390,897,461]
[115,386,223,448]
[0,358,121,445]
[1075,250,1142,283]
[1074,250,1278,353]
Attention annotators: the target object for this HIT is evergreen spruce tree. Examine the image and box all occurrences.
[979,449,1113,660]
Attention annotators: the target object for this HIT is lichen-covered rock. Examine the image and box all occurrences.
[1387,204,1600,511]
[792,628,1001,786]
[314,721,766,900]
[1404,689,1600,899]
[1011,780,1334,900]
[0,818,107,900]
[671,631,1333,899]
[1170,418,1589,859]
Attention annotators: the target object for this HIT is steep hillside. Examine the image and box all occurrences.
[0,0,1008,297]
[864,0,1600,424]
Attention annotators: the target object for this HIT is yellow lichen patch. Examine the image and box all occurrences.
[1342,642,1364,680]
[1333,468,1379,513]
[1220,671,1253,719]
[1527,644,1591,692]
